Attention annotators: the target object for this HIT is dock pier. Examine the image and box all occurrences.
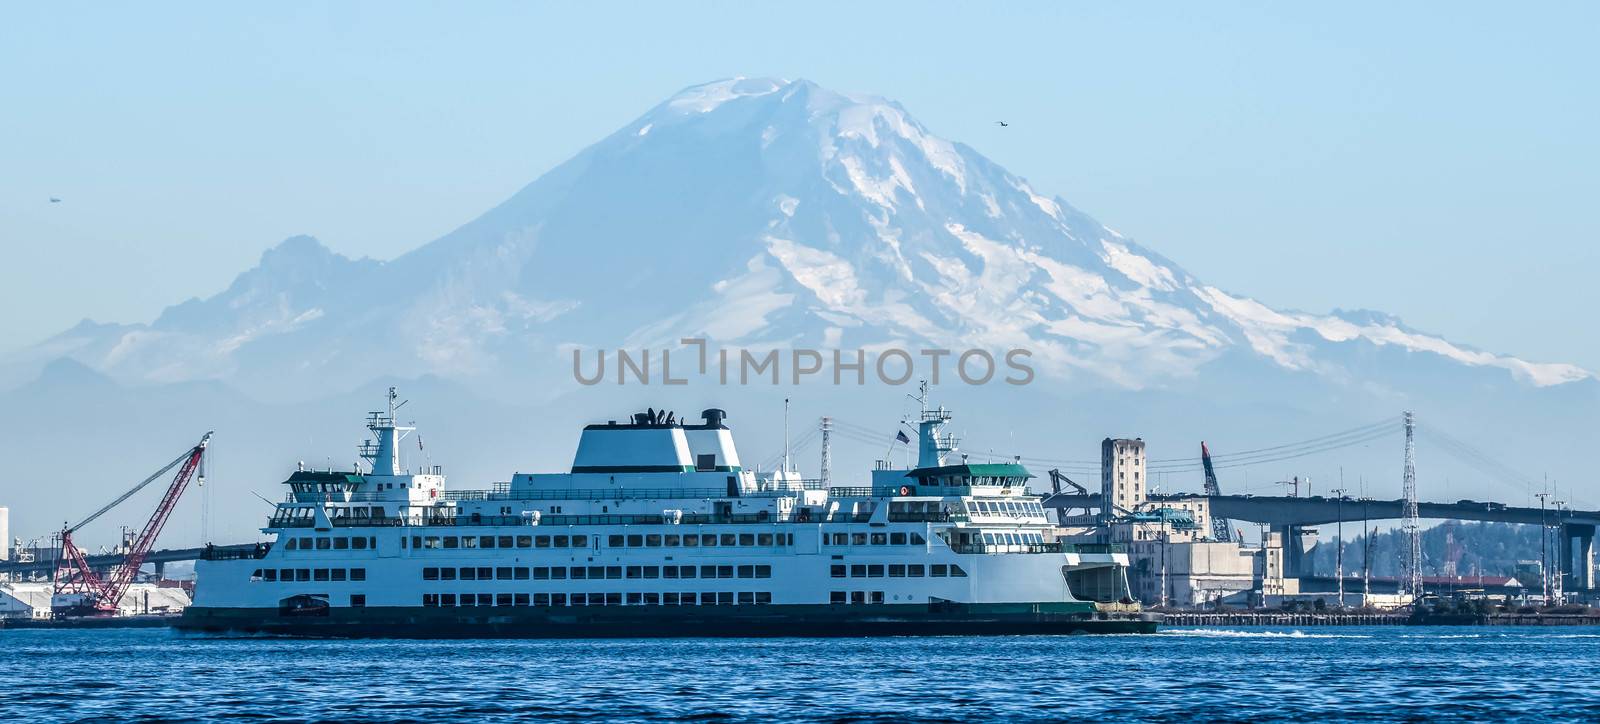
[1160,611,1406,626]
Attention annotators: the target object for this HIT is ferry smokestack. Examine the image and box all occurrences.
[701,408,727,428]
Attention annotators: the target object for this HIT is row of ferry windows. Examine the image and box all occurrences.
[412,534,560,550]
[825,532,927,546]
[404,532,797,550]
[608,533,794,548]
[967,500,1046,517]
[252,568,366,582]
[422,592,774,607]
[283,536,376,551]
[831,591,888,604]
[964,532,1047,547]
[286,531,925,553]
[422,565,774,581]
[830,563,966,578]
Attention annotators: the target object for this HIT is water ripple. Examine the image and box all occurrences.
[2,627,1599,722]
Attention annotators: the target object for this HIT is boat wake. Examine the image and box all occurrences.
[1159,628,1372,639]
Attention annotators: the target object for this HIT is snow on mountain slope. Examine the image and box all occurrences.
[1193,287,1590,387]
[2,77,1589,397]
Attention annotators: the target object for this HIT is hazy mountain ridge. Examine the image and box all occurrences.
[4,77,1585,398]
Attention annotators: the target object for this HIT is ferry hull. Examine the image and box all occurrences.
[177,603,1160,637]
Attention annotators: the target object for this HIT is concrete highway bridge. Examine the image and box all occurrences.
[1043,493,1599,590]
[0,543,260,579]
[10,494,1597,590]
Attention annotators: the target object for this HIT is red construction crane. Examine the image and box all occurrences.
[53,432,211,616]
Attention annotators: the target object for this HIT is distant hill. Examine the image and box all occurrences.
[1311,521,1548,580]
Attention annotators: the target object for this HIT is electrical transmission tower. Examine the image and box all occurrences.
[818,417,833,487]
[1401,411,1422,599]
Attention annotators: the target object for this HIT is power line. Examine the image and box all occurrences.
[933,435,1392,485]
[1423,437,1527,493]
[1416,419,1591,508]
[821,414,1558,505]
[961,417,1401,473]
[1418,422,1534,486]
[823,428,897,451]
[1147,417,1400,464]
[828,427,891,446]
[829,416,891,433]
[1149,427,1396,471]
[1003,455,1101,466]
[1000,426,1397,477]
[1202,432,1390,472]
[756,428,818,470]
[830,417,913,443]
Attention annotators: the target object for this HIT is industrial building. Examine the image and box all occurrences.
[0,581,191,620]
[1065,436,1402,608]
[1064,438,1263,607]
[1052,429,1600,610]
[1100,438,1147,515]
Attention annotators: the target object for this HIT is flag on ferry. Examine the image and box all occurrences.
[895,430,911,444]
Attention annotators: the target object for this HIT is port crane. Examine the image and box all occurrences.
[52,432,212,615]
[1047,468,1088,497]
[1200,442,1235,542]
[1045,469,1092,516]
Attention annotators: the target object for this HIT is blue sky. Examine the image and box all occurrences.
[2,2,1596,369]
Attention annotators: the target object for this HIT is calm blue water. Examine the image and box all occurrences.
[4,627,1600,722]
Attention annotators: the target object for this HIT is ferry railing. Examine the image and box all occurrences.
[886,512,968,523]
[264,514,404,528]
[744,479,828,492]
[335,517,407,527]
[268,511,878,528]
[444,485,826,502]
[946,542,1068,555]
[831,486,1040,498]
[1065,543,1126,555]
[285,482,838,505]
[286,492,392,503]
[200,542,273,561]
[918,486,1039,496]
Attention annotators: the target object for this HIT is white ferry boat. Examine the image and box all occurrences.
[180,389,1156,636]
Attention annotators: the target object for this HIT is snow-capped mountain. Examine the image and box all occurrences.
[4,78,1594,543]
[9,78,1588,397]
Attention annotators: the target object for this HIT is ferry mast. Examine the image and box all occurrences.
[360,387,415,476]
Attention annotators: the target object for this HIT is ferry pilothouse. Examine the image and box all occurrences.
[180,389,1157,636]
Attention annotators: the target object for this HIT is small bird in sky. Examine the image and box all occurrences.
[995,121,1009,127]
[49,197,61,203]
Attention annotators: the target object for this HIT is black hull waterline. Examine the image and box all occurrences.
[178,603,1161,638]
